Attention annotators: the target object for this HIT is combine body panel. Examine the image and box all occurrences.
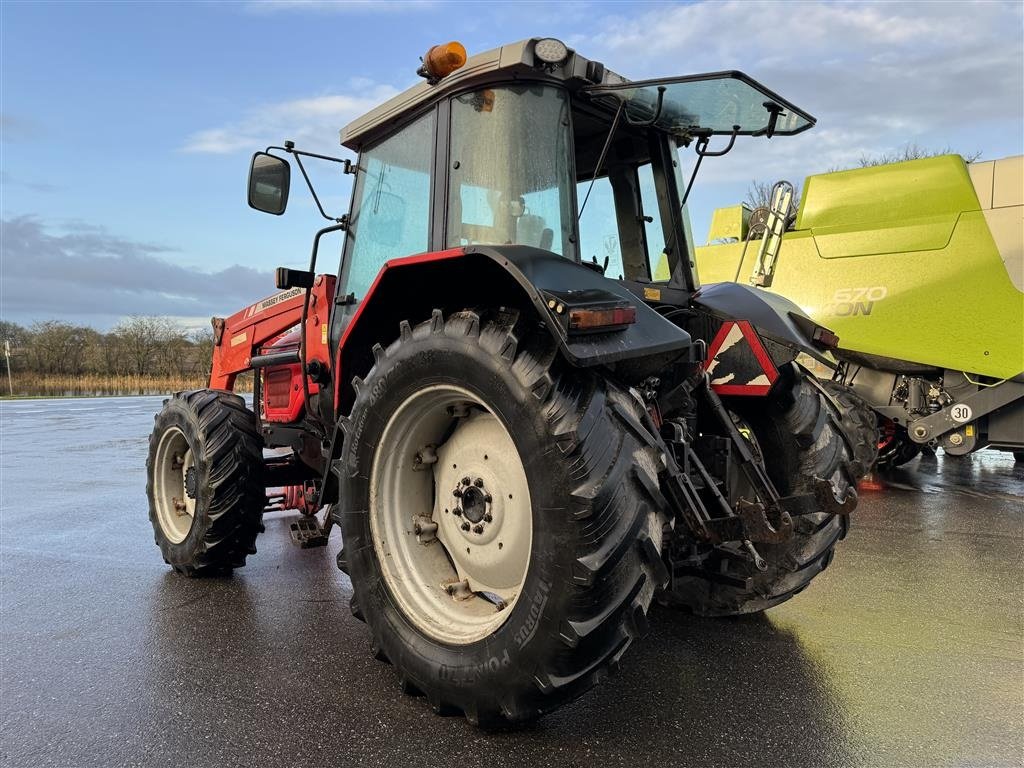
[696,154,1024,463]
[696,154,1024,380]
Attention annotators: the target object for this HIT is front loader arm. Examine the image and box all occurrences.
[209,276,336,390]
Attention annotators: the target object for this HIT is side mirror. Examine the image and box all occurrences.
[247,152,290,215]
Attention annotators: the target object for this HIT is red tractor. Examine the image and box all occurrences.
[147,39,876,725]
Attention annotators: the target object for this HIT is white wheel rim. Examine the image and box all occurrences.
[153,426,196,544]
[369,384,533,645]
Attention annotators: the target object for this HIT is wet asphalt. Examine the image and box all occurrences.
[0,396,1022,768]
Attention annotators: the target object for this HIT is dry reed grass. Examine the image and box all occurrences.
[3,372,254,398]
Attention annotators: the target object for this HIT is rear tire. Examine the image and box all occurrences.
[664,367,855,616]
[146,390,264,576]
[337,309,669,725]
[823,380,879,480]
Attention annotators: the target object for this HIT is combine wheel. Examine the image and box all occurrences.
[665,366,857,616]
[338,309,669,725]
[876,418,921,470]
[147,390,265,576]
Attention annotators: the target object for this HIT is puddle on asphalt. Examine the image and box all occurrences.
[861,450,1023,501]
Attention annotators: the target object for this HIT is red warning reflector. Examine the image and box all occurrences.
[703,320,778,395]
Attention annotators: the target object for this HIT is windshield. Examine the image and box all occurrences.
[447,84,575,258]
[583,71,815,137]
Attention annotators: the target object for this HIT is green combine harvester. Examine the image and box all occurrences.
[692,154,1024,467]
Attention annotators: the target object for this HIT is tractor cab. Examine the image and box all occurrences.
[330,40,815,304]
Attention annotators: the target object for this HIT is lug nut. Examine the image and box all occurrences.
[473,478,484,487]
[472,525,484,534]
[461,477,471,486]
[483,513,492,523]
[461,522,471,531]
[452,507,462,517]
[483,493,492,503]
[452,488,463,498]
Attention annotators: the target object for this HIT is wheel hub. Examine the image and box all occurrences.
[454,480,490,524]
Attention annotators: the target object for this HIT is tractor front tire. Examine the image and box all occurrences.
[665,367,857,616]
[337,309,669,725]
[146,389,265,576]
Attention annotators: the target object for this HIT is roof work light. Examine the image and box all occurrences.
[534,38,569,66]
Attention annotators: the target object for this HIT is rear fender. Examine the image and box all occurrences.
[333,245,692,414]
[694,282,837,396]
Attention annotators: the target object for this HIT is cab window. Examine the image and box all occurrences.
[447,85,575,259]
[345,111,434,298]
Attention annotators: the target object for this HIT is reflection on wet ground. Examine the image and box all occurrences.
[1,398,1021,767]
[866,448,1024,501]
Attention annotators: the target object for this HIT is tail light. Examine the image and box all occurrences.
[543,288,637,335]
[812,326,840,349]
[568,305,637,332]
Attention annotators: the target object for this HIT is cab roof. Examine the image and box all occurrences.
[340,38,619,150]
[340,38,815,150]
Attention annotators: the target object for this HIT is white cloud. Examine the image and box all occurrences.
[181,82,399,156]
[576,0,1023,159]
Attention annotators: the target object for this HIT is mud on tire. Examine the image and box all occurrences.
[665,366,857,616]
[146,389,265,576]
[337,309,670,725]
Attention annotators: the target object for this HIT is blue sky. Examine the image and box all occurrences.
[2,0,1022,329]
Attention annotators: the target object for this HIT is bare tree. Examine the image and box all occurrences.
[156,325,190,377]
[191,328,215,379]
[744,179,801,213]
[114,316,178,376]
[6,316,215,389]
[0,321,29,372]
[0,320,28,347]
[96,331,129,375]
[831,144,982,172]
[27,321,92,375]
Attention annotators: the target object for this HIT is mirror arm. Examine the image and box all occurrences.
[294,152,341,223]
[265,141,356,223]
[273,142,353,169]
